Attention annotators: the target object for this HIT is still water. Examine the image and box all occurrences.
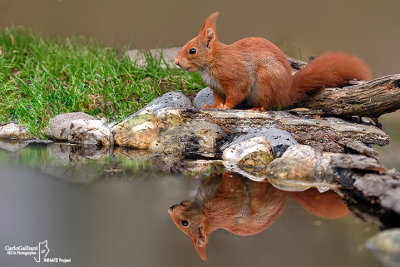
[0,143,381,267]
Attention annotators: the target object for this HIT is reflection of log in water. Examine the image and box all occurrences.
[168,172,348,261]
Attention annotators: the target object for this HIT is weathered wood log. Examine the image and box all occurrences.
[336,168,400,229]
[298,74,400,118]
[188,109,389,153]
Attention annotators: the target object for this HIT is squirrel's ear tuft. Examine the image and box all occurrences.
[199,12,219,41]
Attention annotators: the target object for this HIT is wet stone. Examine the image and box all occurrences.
[266,145,336,192]
[222,127,298,158]
[366,229,400,267]
[150,120,226,158]
[222,136,274,181]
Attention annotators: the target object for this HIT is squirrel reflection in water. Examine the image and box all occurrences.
[168,172,348,260]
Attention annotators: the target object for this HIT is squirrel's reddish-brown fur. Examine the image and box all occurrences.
[175,12,371,110]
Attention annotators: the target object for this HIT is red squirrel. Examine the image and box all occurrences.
[168,172,348,261]
[174,12,371,110]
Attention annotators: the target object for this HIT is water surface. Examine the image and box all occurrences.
[0,144,382,267]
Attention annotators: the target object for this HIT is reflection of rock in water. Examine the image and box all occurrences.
[0,140,29,152]
[42,143,162,183]
[40,143,111,184]
[49,143,110,161]
[366,228,400,267]
[168,171,348,260]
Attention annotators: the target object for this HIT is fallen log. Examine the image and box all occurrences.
[297,74,400,118]
[193,109,389,152]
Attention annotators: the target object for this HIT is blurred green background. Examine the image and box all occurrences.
[1,0,399,168]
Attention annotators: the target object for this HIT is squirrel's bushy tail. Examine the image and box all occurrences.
[292,52,371,96]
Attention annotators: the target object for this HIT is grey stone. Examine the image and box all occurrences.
[366,229,400,267]
[47,112,95,140]
[221,127,298,157]
[112,92,193,128]
[69,119,114,146]
[193,87,215,108]
[0,123,32,140]
[136,92,193,116]
[48,112,113,146]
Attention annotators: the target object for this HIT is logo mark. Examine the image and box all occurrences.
[34,240,50,263]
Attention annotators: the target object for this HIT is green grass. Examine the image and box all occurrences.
[0,27,205,138]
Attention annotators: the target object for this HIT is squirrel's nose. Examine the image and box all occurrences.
[168,204,179,214]
[174,59,181,67]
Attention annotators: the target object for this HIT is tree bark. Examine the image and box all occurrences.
[297,74,400,118]
[183,109,389,153]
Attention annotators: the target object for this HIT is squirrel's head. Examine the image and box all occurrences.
[175,12,219,72]
[168,200,210,261]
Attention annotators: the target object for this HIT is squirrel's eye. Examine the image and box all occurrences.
[181,220,189,226]
[189,48,197,55]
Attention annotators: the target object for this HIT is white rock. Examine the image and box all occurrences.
[69,119,113,146]
[0,123,31,140]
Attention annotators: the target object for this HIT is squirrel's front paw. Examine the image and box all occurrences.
[216,103,230,109]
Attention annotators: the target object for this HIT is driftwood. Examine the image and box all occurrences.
[298,75,400,118]
[335,167,400,229]
[185,109,389,153]
[288,56,400,119]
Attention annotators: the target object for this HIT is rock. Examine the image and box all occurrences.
[220,127,297,181]
[113,92,196,150]
[0,123,32,140]
[366,229,400,267]
[135,92,193,116]
[69,119,113,146]
[266,145,336,192]
[150,120,226,158]
[223,136,274,181]
[193,87,214,108]
[48,112,112,146]
[47,112,95,140]
[222,127,298,158]
[113,113,161,149]
[113,107,225,158]
[112,92,193,129]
